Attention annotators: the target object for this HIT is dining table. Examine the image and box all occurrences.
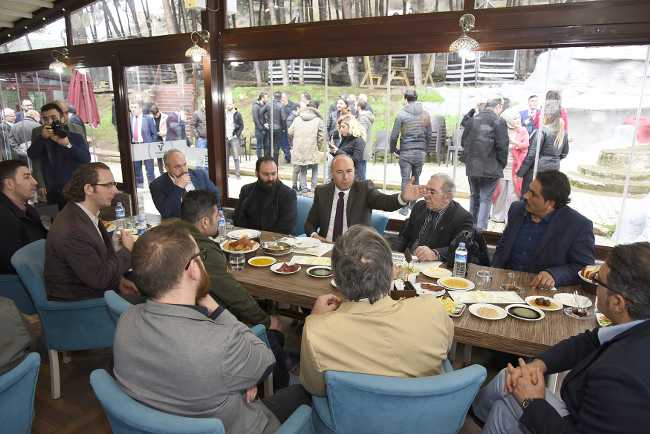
[226,230,598,359]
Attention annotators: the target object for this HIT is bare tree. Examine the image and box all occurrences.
[267,0,290,85]
[126,0,143,36]
[341,0,359,86]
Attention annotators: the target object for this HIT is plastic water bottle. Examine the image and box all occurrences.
[115,201,125,231]
[218,210,226,238]
[453,242,468,278]
[137,189,146,216]
[136,213,147,236]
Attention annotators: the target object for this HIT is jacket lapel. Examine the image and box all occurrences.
[345,182,357,224]
[322,183,336,234]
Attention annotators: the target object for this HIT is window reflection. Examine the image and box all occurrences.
[0,18,67,54]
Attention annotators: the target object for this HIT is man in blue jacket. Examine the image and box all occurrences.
[150,149,220,219]
[129,102,158,187]
[27,102,90,209]
[492,170,595,289]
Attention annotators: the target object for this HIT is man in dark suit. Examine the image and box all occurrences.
[392,173,473,262]
[305,154,425,241]
[234,156,296,235]
[519,94,538,136]
[492,171,595,289]
[45,163,137,300]
[129,102,158,187]
[473,242,650,434]
[150,149,221,219]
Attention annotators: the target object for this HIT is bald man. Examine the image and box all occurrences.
[305,154,426,241]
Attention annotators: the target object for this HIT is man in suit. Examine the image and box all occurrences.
[150,149,221,219]
[301,225,454,396]
[305,154,425,242]
[0,160,47,274]
[129,102,157,187]
[473,242,650,434]
[492,171,595,289]
[45,163,137,300]
[14,99,33,123]
[392,173,474,262]
[113,224,311,434]
[234,156,296,235]
[252,92,269,159]
[519,94,538,136]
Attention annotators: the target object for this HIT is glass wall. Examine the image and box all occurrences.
[223,45,650,245]
[475,0,600,8]
[0,18,67,54]
[70,0,201,45]
[125,63,205,215]
[226,0,463,28]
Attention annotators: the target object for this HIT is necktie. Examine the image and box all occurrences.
[333,191,345,242]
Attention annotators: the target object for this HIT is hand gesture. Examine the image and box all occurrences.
[118,276,140,296]
[41,125,54,140]
[174,173,192,189]
[414,246,438,262]
[197,293,220,314]
[505,358,547,394]
[531,271,555,291]
[54,136,70,147]
[120,230,136,251]
[312,293,341,315]
[401,177,426,203]
[245,386,257,403]
[511,359,546,404]
[311,233,326,242]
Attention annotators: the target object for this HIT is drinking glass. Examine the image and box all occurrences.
[229,253,245,272]
[476,270,492,290]
[500,272,517,291]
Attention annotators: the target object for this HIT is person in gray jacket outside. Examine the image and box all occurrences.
[461,97,509,230]
[288,100,325,193]
[9,110,40,160]
[390,89,432,216]
[113,224,311,434]
[357,101,375,181]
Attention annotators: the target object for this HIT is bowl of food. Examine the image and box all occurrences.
[220,236,260,254]
[578,265,599,292]
[261,241,292,256]
[248,256,277,267]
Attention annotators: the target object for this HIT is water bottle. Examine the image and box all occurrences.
[218,210,226,238]
[453,242,468,278]
[136,213,147,236]
[137,189,146,216]
[115,201,125,231]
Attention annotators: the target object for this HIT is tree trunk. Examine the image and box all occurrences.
[109,0,126,37]
[139,0,153,36]
[266,0,290,85]
[162,0,180,35]
[318,0,327,20]
[412,54,422,88]
[346,57,359,87]
[126,0,142,36]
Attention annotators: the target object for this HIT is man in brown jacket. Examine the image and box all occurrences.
[45,162,137,300]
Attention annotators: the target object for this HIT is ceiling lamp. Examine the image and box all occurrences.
[49,48,70,74]
[449,14,479,60]
[185,30,210,63]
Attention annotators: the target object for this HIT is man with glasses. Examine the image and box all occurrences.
[472,241,650,434]
[45,163,138,301]
[492,170,595,290]
[392,173,473,262]
[27,102,90,209]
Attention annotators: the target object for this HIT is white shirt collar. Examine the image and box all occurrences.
[75,202,100,226]
[598,319,647,345]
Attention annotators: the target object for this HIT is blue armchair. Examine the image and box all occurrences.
[91,369,314,434]
[11,240,115,399]
[294,195,314,236]
[0,353,41,434]
[312,364,487,434]
[0,274,36,314]
[370,212,389,235]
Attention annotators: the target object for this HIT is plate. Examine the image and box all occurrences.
[578,265,600,284]
[468,303,507,320]
[415,282,445,297]
[293,237,321,249]
[420,266,453,280]
[306,266,333,278]
[220,239,260,254]
[261,241,292,256]
[553,293,593,309]
[247,256,276,267]
[506,304,546,321]
[330,278,337,288]
[525,295,563,311]
[596,312,612,327]
[438,276,475,292]
[270,262,301,275]
[227,229,261,240]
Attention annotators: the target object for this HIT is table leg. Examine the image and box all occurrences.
[463,344,473,367]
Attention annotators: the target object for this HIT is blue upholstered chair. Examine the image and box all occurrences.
[312,364,487,434]
[370,212,389,235]
[91,369,314,434]
[294,195,314,236]
[0,274,36,314]
[104,290,131,325]
[11,240,115,399]
[0,353,41,434]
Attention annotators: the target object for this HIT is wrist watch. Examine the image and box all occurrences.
[65,143,72,149]
[520,398,539,409]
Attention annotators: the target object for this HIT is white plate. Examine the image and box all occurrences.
[306,266,333,278]
[220,239,260,254]
[553,293,593,309]
[414,282,445,297]
[505,304,546,321]
[525,295,563,312]
[330,278,337,288]
[438,277,475,292]
[293,237,321,249]
[596,312,612,327]
[420,266,452,280]
[468,303,507,320]
[270,262,302,275]
[578,266,599,285]
[227,229,261,240]
[247,256,277,267]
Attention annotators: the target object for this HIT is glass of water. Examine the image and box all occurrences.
[225,219,234,234]
[229,253,245,272]
[476,270,492,290]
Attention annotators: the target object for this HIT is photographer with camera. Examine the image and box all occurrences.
[28,103,90,209]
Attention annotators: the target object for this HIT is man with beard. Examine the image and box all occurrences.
[113,224,311,434]
[234,156,297,235]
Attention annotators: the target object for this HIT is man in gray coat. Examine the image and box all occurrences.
[113,224,310,434]
[461,97,508,230]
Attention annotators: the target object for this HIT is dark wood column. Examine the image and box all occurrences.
[110,55,136,202]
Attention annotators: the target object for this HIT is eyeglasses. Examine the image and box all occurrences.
[93,181,118,188]
[185,248,207,270]
[593,271,635,305]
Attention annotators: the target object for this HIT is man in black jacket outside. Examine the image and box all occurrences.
[252,92,269,159]
[472,242,650,434]
[225,100,244,178]
[263,92,289,165]
[234,157,297,235]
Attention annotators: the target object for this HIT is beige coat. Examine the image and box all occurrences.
[300,294,454,396]
[288,107,325,165]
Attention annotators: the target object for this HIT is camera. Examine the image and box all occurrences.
[51,120,69,139]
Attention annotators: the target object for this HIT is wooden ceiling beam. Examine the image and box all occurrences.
[5,0,54,9]
[0,9,34,20]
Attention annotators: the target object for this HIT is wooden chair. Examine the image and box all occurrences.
[360,56,382,88]
[388,55,410,87]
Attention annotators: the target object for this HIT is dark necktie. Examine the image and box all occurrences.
[333,191,345,241]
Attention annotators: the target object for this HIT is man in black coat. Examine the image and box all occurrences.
[251,92,269,159]
[262,92,289,165]
[472,241,650,434]
[392,173,473,262]
[234,157,297,235]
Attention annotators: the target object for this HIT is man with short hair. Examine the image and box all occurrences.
[150,148,221,219]
[191,102,207,149]
[473,241,650,434]
[113,224,311,434]
[10,109,40,161]
[300,225,454,396]
[262,92,289,164]
[27,102,91,209]
[0,160,47,274]
[65,104,88,141]
[393,173,474,262]
[0,108,17,161]
[225,100,244,178]
[45,162,136,300]
[234,157,296,235]
[305,154,425,242]
[461,97,509,230]
[15,99,33,123]
[519,95,538,136]
[252,92,269,159]
[390,89,432,216]
[129,101,157,187]
[492,171,595,289]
